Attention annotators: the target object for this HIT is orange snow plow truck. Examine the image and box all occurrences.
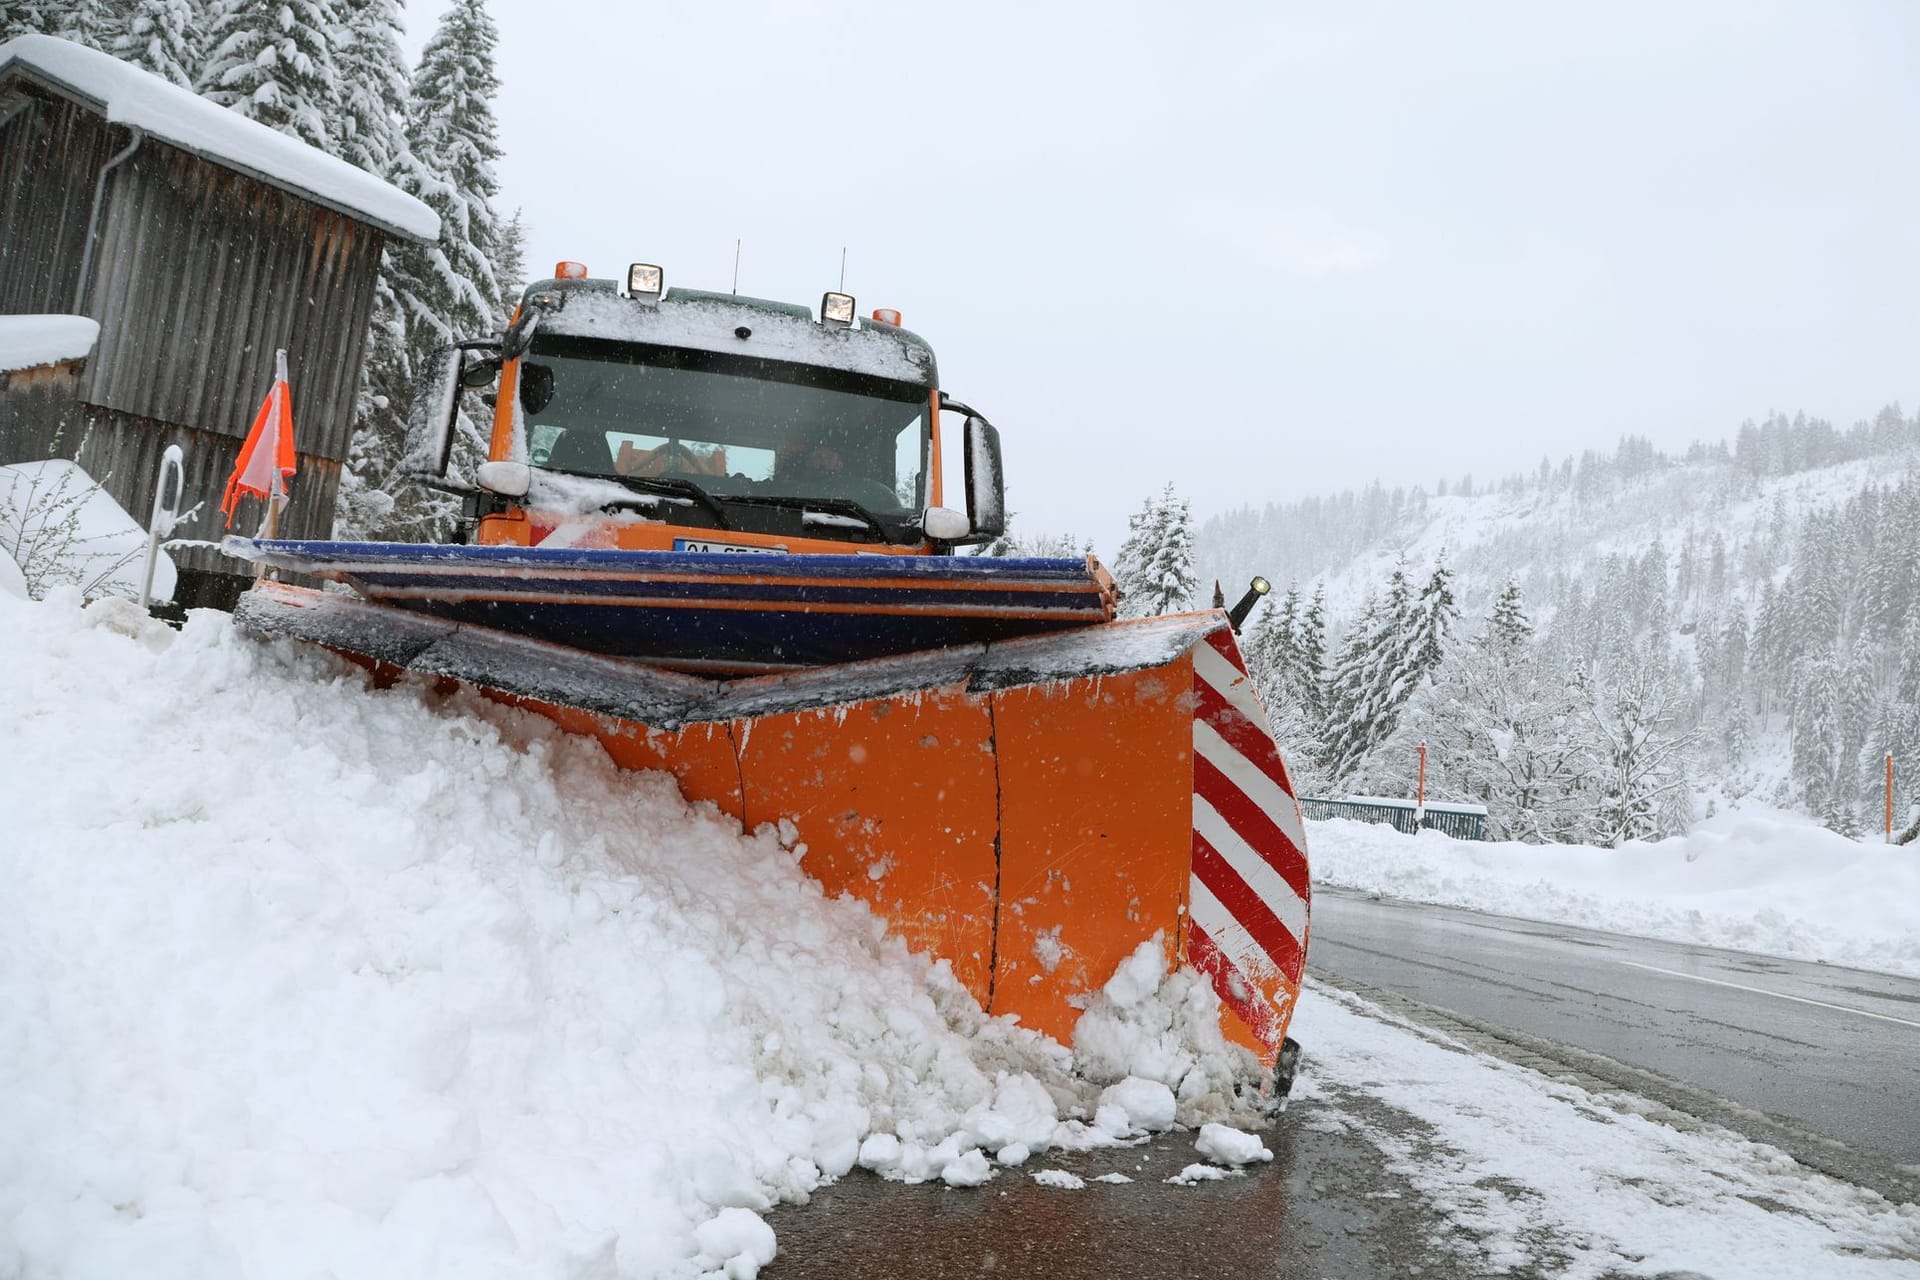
[231,260,1311,1090]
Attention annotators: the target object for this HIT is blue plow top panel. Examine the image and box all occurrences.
[232,540,1115,675]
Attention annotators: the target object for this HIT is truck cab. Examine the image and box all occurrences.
[403,262,1005,555]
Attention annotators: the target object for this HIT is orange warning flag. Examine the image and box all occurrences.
[222,349,296,529]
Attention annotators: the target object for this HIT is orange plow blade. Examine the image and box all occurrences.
[236,582,1312,1069]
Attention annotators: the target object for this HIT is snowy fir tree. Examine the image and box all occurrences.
[1321,557,1456,787]
[496,206,529,322]
[334,0,409,180]
[400,0,503,349]
[1113,483,1197,618]
[109,0,200,88]
[2,0,116,45]
[196,0,343,151]
[339,0,505,539]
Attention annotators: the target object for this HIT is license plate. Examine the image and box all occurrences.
[673,538,786,554]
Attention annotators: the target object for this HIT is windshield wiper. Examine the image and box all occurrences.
[610,474,731,529]
[731,494,889,538]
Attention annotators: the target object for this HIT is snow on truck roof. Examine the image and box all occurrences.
[527,281,941,388]
[0,35,438,243]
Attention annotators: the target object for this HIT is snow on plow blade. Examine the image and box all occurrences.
[235,581,1311,1067]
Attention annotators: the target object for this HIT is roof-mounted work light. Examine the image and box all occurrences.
[554,260,589,280]
[1227,575,1272,632]
[627,263,663,298]
[821,292,855,327]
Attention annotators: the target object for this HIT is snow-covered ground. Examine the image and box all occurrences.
[5,590,1916,1279]
[1292,984,1920,1278]
[0,459,177,603]
[0,592,1257,1280]
[1309,814,1920,978]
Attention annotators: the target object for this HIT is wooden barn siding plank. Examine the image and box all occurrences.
[0,89,120,317]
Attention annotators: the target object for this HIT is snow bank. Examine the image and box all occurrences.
[0,592,1263,1279]
[0,313,98,373]
[0,459,175,602]
[0,36,436,241]
[1310,813,1920,977]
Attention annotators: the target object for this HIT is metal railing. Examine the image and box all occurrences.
[1298,796,1489,841]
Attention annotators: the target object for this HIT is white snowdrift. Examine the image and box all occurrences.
[0,459,176,603]
[0,592,1263,1280]
[0,313,99,373]
[1310,814,1920,977]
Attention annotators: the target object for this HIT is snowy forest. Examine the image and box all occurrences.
[0,0,522,539]
[1102,410,1920,846]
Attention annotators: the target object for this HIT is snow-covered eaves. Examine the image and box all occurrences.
[0,35,438,243]
[0,313,99,374]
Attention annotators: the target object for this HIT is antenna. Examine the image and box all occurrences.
[732,239,741,295]
[839,247,847,292]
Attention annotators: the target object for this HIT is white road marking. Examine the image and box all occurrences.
[1618,960,1920,1030]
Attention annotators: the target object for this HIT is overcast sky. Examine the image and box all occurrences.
[403,1,1920,556]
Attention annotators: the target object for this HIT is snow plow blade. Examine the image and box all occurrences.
[235,581,1312,1068]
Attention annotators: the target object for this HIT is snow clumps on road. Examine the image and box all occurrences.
[0,592,1271,1280]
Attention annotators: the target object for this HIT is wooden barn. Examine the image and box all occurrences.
[0,34,437,608]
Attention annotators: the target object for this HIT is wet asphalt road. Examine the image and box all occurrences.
[768,1099,1475,1280]
[766,892,1920,1277]
[1309,888,1920,1172]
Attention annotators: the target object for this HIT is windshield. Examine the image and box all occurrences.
[519,336,930,524]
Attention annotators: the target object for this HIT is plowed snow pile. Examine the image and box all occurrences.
[0,593,1262,1280]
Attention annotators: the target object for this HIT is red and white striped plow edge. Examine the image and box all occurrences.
[1186,628,1311,1065]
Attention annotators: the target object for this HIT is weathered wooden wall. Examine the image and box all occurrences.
[0,85,117,316]
[81,144,383,464]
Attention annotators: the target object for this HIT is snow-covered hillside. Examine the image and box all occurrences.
[1200,411,1920,835]
[1202,418,1917,642]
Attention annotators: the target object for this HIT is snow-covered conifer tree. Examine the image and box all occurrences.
[54,0,121,47]
[1589,658,1694,845]
[401,0,502,348]
[334,0,408,179]
[196,0,342,151]
[496,207,529,322]
[1489,579,1532,648]
[1114,483,1196,618]
[110,0,200,88]
[338,0,504,540]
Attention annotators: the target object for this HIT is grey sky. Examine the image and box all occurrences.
[404,1,1920,556]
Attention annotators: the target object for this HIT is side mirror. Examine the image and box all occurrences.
[398,344,462,477]
[461,356,501,390]
[963,415,1006,541]
[922,505,970,540]
[475,460,532,498]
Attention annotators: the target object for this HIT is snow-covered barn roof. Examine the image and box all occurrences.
[0,35,438,243]
[0,314,99,374]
